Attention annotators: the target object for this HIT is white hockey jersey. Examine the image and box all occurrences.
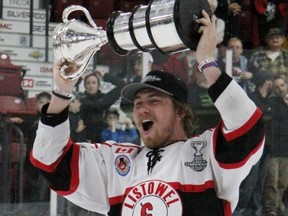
[31,73,265,216]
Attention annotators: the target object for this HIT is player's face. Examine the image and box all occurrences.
[133,88,183,149]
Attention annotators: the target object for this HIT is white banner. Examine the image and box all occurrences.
[0,20,58,35]
[1,45,53,62]
[2,7,48,23]
[12,61,53,77]
[0,32,52,48]
[3,0,40,9]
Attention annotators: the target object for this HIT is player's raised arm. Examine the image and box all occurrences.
[195,10,221,86]
[46,61,79,114]
[194,10,263,133]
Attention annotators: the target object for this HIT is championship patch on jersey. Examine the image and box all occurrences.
[185,141,207,171]
[115,155,131,176]
[122,180,182,215]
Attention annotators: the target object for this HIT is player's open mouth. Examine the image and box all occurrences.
[142,120,153,132]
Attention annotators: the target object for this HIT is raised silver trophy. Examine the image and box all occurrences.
[53,5,108,80]
[53,0,211,80]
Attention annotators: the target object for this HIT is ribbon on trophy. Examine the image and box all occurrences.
[52,0,212,80]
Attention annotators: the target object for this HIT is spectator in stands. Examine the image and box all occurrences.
[263,75,288,216]
[68,93,86,142]
[254,0,288,47]
[249,28,288,79]
[233,71,273,216]
[79,70,125,143]
[123,52,153,84]
[214,0,242,45]
[100,108,138,143]
[219,37,255,93]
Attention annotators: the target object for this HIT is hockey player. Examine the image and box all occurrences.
[30,10,265,216]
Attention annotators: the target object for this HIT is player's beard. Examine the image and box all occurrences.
[141,123,175,149]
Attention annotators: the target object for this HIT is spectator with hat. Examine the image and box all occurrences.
[249,28,288,80]
[254,0,288,47]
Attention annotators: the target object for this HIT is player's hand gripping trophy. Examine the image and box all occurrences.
[52,0,212,80]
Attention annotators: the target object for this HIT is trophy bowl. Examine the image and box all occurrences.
[52,5,108,80]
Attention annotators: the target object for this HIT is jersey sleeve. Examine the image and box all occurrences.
[208,73,264,158]
[30,105,111,214]
[206,73,265,211]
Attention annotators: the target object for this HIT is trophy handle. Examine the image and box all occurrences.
[62,5,97,29]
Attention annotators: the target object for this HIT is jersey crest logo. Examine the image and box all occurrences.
[115,155,131,176]
[185,141,207,171]
[122,180,182,215]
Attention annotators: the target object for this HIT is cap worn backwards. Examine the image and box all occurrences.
[121,70,188,104]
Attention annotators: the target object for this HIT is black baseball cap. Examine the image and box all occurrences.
[121,70,188,104]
